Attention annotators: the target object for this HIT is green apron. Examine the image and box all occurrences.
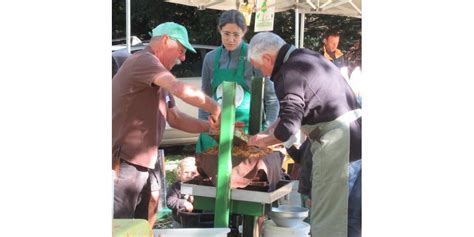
[196,44,251,153]
[301,109,362,237]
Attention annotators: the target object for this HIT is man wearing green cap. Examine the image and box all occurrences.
[112,22,221,223]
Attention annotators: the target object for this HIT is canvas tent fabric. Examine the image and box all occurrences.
[164,0,361,18]
[163,0,361,48]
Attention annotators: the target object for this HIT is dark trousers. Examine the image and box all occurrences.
[348,169,362,237]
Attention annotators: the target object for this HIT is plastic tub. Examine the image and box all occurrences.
[153,228,230,237]
[113,219,152,237]
[179,210,214,228]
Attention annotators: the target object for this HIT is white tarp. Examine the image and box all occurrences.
[163,0,360,48]
[164,0,361,18]
[123,0,361,50]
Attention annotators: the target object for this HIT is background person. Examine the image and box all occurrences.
[322,29,346,69]
[286,138,313,209]
[112,22,221,222]
[196,9,279,153]
[166,157,199,228]
[246,32,361,237]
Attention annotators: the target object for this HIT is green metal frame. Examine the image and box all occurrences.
[248,77,265,136]
[195,196,268,217]
[203,78,267,236]
[244,77,265,236]
[214,81,236,227]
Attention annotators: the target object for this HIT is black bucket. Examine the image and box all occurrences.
[178,210,214,228]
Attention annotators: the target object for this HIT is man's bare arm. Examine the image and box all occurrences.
[167,106,210,133]
[153,72,221,116]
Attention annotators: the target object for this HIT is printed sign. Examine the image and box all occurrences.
[239,2,254,26]
[254,0,275,32]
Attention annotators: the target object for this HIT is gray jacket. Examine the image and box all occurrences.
[198,42,279,130]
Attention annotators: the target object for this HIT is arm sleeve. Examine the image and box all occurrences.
[166,182,187,212]
[286,145,302,163]
[273,71,306,142]
[198,53,213,120]
[132,53,167,87]
[262,77,279,130]
[168,93,176,108]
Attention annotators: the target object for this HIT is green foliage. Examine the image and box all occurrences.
[112,1,361,69]
[165,169,178,189]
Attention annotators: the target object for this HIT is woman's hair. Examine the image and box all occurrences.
[175,156,196,178]
[218,9,247,33]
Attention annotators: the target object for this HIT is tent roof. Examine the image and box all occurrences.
[165,0,361,18]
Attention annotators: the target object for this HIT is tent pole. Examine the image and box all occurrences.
[126,0,131,53]
[294,4,299,48]
[300,13,305,48]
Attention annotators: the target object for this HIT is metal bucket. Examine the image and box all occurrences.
[263,219,310,237]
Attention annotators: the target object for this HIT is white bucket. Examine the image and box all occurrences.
[153,228,230,237]
[263,220,310,237]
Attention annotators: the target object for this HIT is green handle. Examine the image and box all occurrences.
[249,76,265,135]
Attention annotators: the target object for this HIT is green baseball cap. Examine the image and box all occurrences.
[150,22,196,53]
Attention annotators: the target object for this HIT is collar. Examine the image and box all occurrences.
[144,45,154,54]
[144,45,159,60]
[270,44,296,80]
[221,41,245,56]
[323,47,343,61]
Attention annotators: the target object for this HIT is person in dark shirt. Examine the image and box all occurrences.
[286,139,313,206]
[286,138,313,224]
[166,157,199,228]
[322,29,346,69]
[247,32,361,237]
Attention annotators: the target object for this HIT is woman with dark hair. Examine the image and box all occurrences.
[196,9,279,153]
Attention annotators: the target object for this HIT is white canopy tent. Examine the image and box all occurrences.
[124,0,361,51]
[163,0,361,48]
[164,0,361,17]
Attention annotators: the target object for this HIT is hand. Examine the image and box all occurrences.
[283,134,298,148]
[248,133,269,148]
[210,105,221,124]
[184,201,194,212]
[269,144,286,153]
[208,113,220,133]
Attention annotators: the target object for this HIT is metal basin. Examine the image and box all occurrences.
[270,205,309,227]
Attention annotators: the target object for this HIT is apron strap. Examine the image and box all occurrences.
[213,46,223,71]
[305,109,362,140]
[211,46,223,93]
[211,44,250,92]
[234,43,250,92]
